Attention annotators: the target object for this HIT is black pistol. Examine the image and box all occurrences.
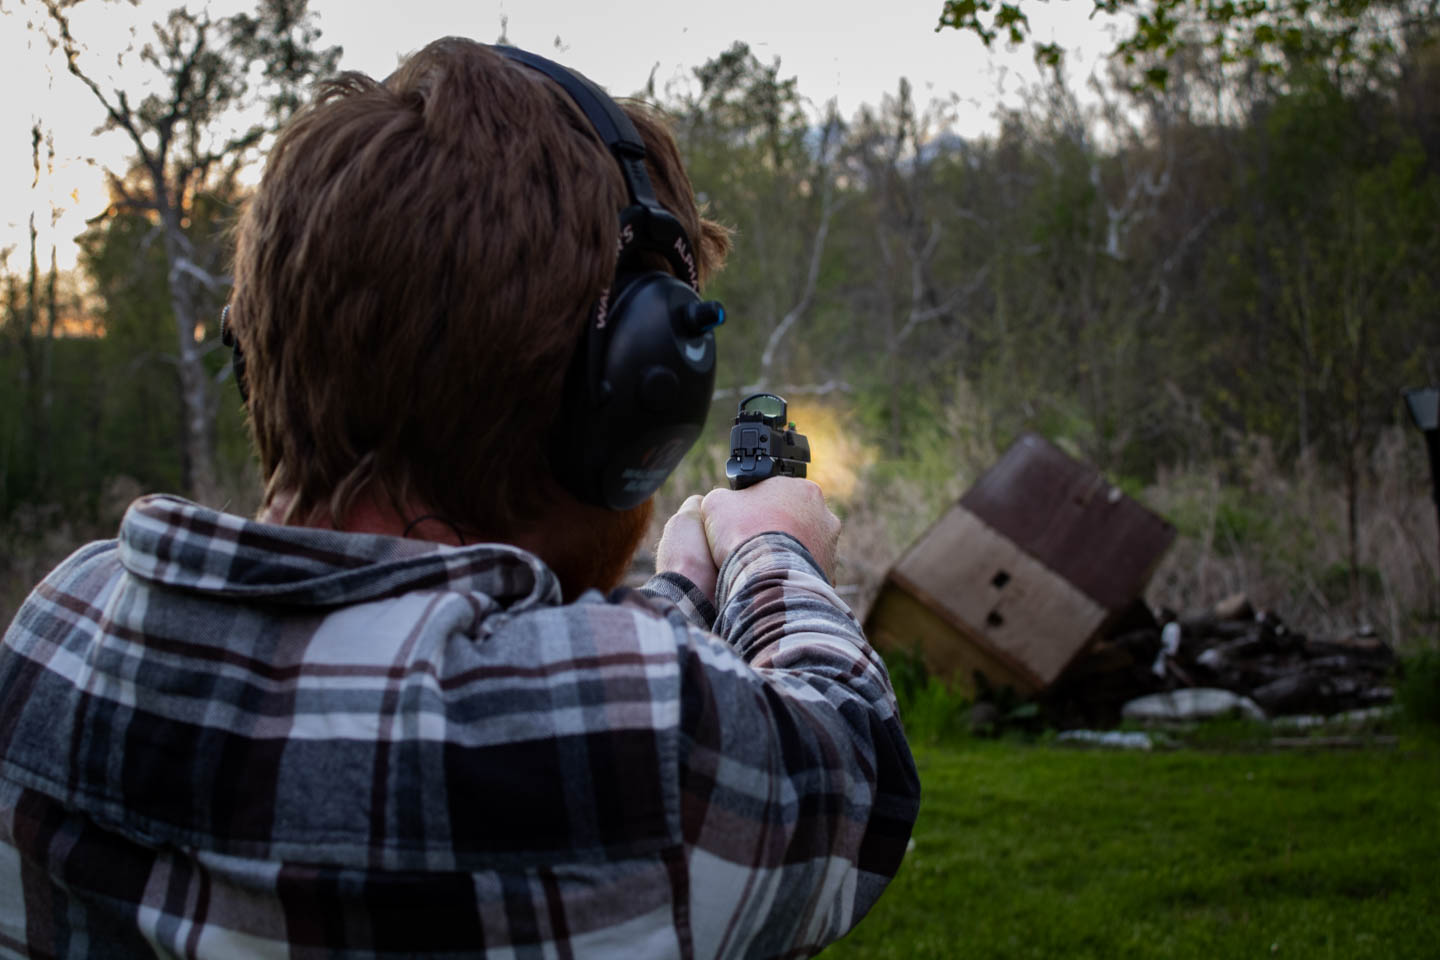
[726,392,811,490]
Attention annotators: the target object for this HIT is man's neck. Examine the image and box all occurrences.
[259,487,650,600]
[258,490,488,548]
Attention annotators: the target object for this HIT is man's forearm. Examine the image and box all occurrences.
[675,530,920,949]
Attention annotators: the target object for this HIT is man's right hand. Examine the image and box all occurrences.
[700,478,840,582]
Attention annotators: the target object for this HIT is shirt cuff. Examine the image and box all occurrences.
[716,531,828,595]
[639,571,718,631]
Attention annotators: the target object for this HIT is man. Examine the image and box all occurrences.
[0,38,919,958]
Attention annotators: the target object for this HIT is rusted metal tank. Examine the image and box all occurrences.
[865,433,1176,695]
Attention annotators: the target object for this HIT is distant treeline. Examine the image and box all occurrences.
[680,39,1439,484]
[2,20,1438,537]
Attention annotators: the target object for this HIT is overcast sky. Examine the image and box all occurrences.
[0,0,1126,271]
[314,0,1124,123]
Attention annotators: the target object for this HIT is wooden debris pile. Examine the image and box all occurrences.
[866,434,1178,700]
[1041,593,1397,729]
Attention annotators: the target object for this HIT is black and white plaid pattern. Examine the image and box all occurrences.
[0,495,918,958]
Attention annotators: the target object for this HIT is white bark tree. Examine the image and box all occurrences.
[41,0,339,504]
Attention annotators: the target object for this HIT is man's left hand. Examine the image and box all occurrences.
[655,494,717,604]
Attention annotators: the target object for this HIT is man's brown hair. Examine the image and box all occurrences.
[230,38,729,587]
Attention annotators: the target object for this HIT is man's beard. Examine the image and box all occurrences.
[543,498,655,601]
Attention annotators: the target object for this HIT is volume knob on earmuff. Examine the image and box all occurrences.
[682,300,726,336]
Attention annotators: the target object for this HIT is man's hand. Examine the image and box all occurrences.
[701,478,840,581]
[655,494,718,604]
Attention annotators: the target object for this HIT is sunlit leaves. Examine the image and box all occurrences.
[936,1,1034,46]
[937,0,1430,87]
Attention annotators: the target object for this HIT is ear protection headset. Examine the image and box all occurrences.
[223,44,724,513]
[493,45,725,511]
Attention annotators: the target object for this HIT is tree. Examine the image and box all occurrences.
[668,43,847,398]
[0,122,75,512]
[40,0,339,504]
[937,0,1439,86]
[1194,70,1440,591]
[843,79,993,437]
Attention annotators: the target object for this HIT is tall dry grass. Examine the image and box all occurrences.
[646,405,1439,653]
[0,468,264,629]
[1143,427,1438,650]
[6,423,1437,655]
[0,476,141,627]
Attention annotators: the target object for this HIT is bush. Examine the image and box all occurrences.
[902,676,973,745]
[1398,648,1440,733]
[883,647,972,746]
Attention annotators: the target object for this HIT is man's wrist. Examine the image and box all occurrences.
[669,562,717,597]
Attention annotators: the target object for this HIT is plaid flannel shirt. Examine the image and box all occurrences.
[0,495,918,958]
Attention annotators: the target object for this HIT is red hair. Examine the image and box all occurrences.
[230,38,729,590]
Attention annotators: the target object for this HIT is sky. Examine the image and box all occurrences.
[0,0,1128,273]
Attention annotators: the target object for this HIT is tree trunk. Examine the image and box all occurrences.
[161,214,219,507]
[1345,445,1359,604]
[36,248,58,493]
[18,210,51,502]
[1342,300,1368,610]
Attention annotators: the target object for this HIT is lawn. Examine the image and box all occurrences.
[825,740,1440,959]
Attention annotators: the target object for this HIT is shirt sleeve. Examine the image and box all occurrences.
[675,531,921,958]
[637,570,718,632]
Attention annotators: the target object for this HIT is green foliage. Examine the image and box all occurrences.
[885,647,974,746]
[900,677,975,746]
[75,211,186,496]
[667,42,834,391]
[1199,74,1439,484]
[1318,562,1385,604]
[936,1,1036,48]
[827,741,1440,958]
[937,0,1430,86]
[1397,648,1440,732]
[669,21,1437,637]
[0,0,342,520]
[36,0,341,504]
[884,645,932,706]
[4,11,1437,652]
[1174,712,1278,746]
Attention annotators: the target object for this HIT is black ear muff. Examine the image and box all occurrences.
[553,271,723,509]
[492,45,726,510]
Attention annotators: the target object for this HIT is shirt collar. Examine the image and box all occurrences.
[116,494,563,610]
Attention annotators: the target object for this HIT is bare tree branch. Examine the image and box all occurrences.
[897,262,991,344]
[758,182,836,374]
[42,0,159,173]
[99,170,159,214]
[169,257,232,293]
[754,103,845,384]
[41,0,340,504]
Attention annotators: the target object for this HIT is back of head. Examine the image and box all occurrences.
[231,38,728,560]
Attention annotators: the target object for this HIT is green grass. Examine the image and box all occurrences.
[825,740,1440,959]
